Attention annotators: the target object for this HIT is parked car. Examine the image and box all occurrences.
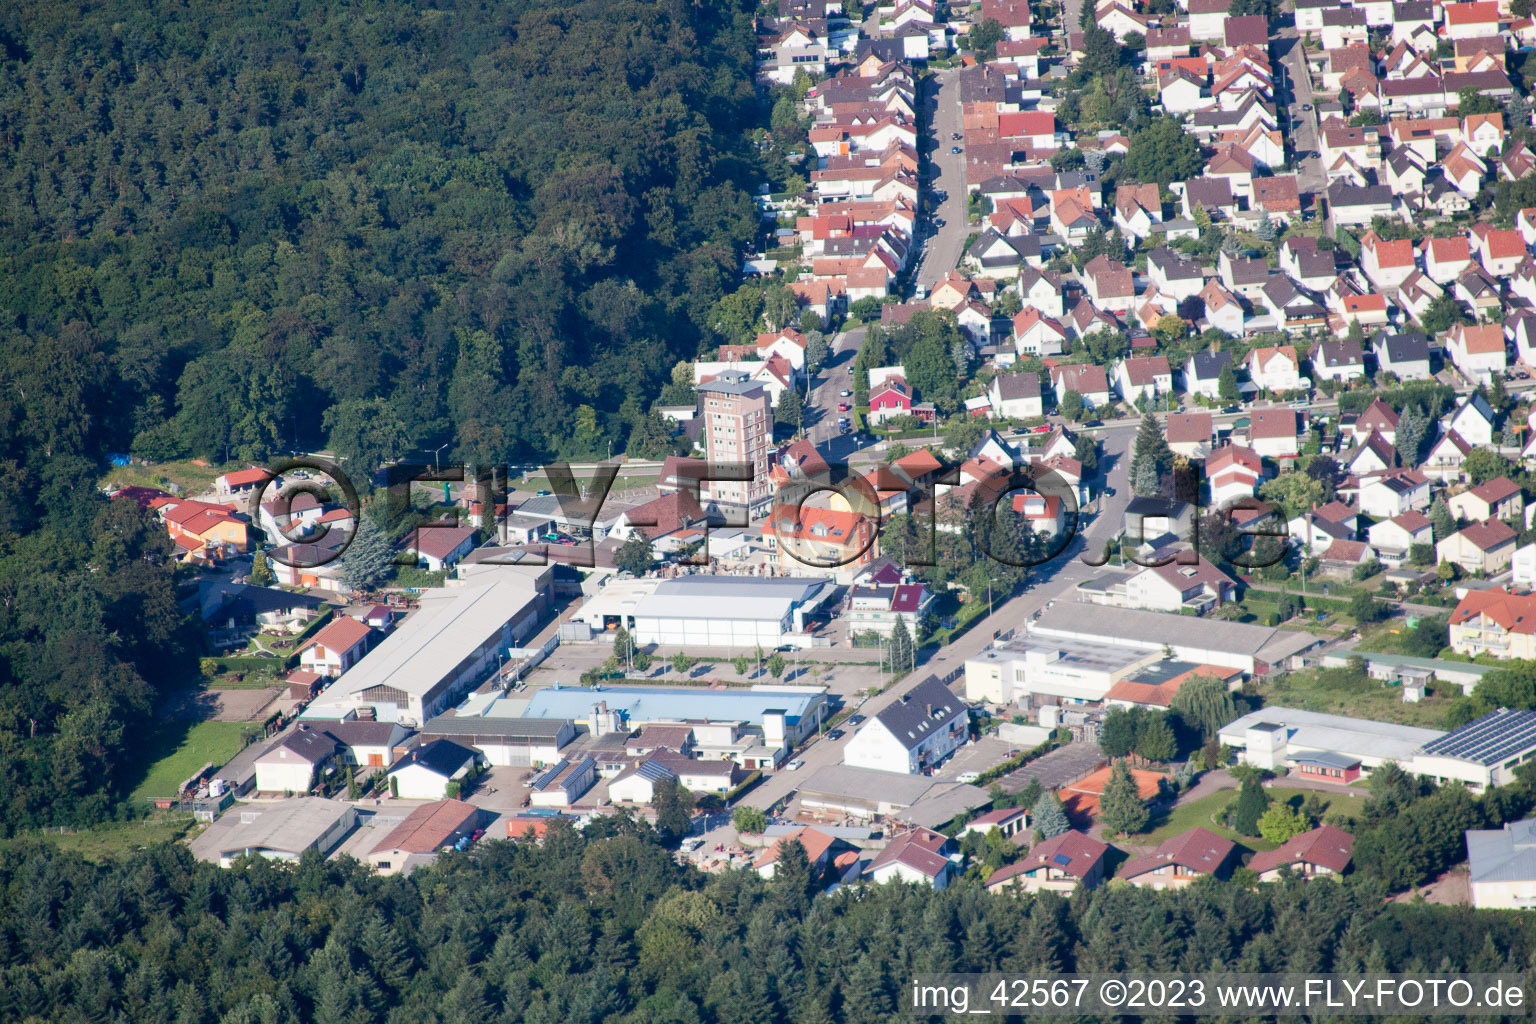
[1301,103,1312,111]
[849,714,866,725]
[787,759,804,771]
[1031,424,1051,433]
[957,771,981,784]
[840,389,852,396]
[933,217,945,228]
[470,828,485,842]
[828,728,845,740]
[951,132,961,140]
[950,145,962,154]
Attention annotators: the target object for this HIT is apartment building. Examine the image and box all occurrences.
[698,371,774,517]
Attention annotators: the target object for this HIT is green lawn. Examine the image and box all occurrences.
[0,817,198,863]
[1138,785,1364,851]
[98,459,228,495]
[1259,666,1457,729]
[129,720,252,802]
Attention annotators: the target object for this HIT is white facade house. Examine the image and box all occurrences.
[842,677,968,774]
[253,727,339,795]
[387,739,479,800]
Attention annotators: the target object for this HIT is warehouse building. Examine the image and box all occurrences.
[1029,602,1322,674]
[1412,709,1536,792]
[194,798,358,868]
[796,764,989,827]
[964,634,1163,705]
[366,799,483,876]
[418,713,574,768]
[1220,707,1445,774]
[301,564,552,726]
[510,683,829,750]
[569,574,837,647]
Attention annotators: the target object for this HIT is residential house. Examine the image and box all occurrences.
[1051,364,1112,410]
[987,372,1044,418]
[1147,246,1206,301]
[1438,518,1518,574]
[1114,355,1173,404]
[1448,393,1498,447]
[1361,235,1417,291]
[1358,469,1431,519]
[753,827,852,881]
[403,524,478,572]
[1367,508,1434,562]
[1425,236,1475,284]
[1311,338,1366,382]
[1082,255,1136,313]
[1248,408,1301,458]
[1449,476,1524,523]
[844,582,937,637]
[1450,588,1536,659]
[1207,444,1264,508]
[1184,350,1234,399]
[1019,267,1066,318]
[1124,559,1237,613]
[1012,307,1069,356]
[387,739,480,800]
[842,676,968,774]
[1372,330,1432,379]
[1166,412,1214,457]
[1475,226,1529,277]
[1246,345,1308,393]
[216,467,273,499]
[157,498,251,561]
[1201,280,1247,336]
[1425,430,1475,483]
[1248,825,1355,881]
[1261,276,1329,333]
[1119,827,1237,889]
[869,375,914,424]
[1327,183,1400,227]
[298,616,374,678]
[867,827,956,889]
[254,726,340,795]
[984,831,1109,894]
[1351,396,1401,444]
[1445,324,1508,384]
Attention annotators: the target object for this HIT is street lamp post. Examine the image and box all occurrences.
[425,443,449,474]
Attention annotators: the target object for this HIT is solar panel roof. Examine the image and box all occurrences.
[1419,709,1536,765]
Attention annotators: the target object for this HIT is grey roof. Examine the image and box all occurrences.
[1034,602,1324,664]
[391,738,477,778]
[1373,330,1430,364]
[1292,750,1362,770]
[259,727,340,765]
[1419,709,1536,766]
[869,676,966,751]
[422,716,572,740]
[697,371,765,396]
[1188,350,1233,381]
[1218,706,1444,764]
[1327,182,1394,208]
[993,373,1042,400]
[1468,819,1536,883]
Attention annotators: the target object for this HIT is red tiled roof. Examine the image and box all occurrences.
[1451,587,1536,634]
[1119,826,1235,880]
[1247,824,1353,875]
[307,615,373,655]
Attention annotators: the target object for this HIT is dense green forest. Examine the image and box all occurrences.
[0,0,767,835]
[0,0,763,473]
[3,822,1536,1024]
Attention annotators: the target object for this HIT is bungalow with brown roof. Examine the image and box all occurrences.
[985,830,1110,895]
[1118,826,1237,889]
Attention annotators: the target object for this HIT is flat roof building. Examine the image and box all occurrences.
[570,574,836,647]
[1030,602,1322,673]
[964,633,1163,705]
[193,797,358,868]
[301,564,552,726]
[1219,707,1444,773]
[795,764,988,827]
[510,683,829,749]
[1413,709,1536,791]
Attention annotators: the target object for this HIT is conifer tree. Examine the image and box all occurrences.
[1099,761,1150,836]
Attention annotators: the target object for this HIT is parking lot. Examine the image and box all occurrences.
[933,737,1016,782]
[993,741,1106,794]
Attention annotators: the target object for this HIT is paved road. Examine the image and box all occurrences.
[917,67,969,291]
[742,425,1137,810]
[1274,28,1326,198]
[806,326,864,445]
